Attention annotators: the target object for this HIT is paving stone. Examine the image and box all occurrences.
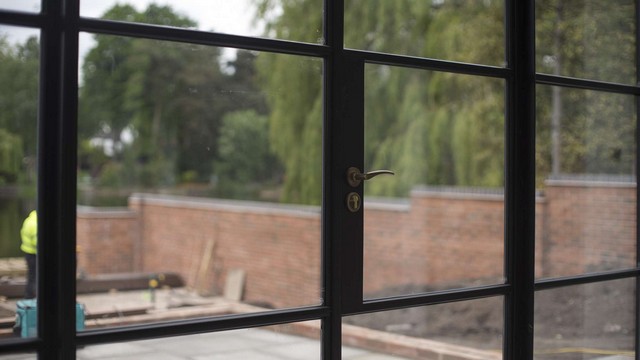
[76,342,153,359]
[240,329,311,345]
[192,349,283,360]
[141,332,271,357]
[262,339,321,359]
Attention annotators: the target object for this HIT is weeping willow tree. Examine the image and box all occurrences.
[361,1,505,196]
[256,0,633,202]
[255,0,504,201]
[535,0,636,186]
[253,0,325,204]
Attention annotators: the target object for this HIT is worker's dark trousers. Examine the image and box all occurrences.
[25,253,36,299]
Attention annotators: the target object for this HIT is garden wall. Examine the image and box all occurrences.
[75,180,636,308]
[76,206,139,275]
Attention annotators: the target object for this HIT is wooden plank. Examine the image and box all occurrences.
[0,272,185,299]
[194,239,215,294]
[223,269,245,301]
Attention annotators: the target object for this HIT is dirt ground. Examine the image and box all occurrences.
[345,278,635,359]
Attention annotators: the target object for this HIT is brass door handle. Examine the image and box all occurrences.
[347,167,395,187]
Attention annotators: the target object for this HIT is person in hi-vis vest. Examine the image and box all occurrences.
[20,210,37,299]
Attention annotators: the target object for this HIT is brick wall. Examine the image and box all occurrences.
[363,190,506,296]
[76,207,139,275]
[128,195,322,309]
[76,181,636,308]
[363,188,546,296]
[540,180,636,277]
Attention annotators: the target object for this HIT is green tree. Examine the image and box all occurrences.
[79,4,140,149]
[213,110,283,199]
[0,35,39,184]
[255,0,504,199]
[256,51,323,204]
[80,4,274,192]
[536,0,636,185]
[0,129,22,184]
[80,4,267,190]
[81,4,198,179]
[257,0,635,198]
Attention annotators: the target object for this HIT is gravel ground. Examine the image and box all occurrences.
[346,278,635,359]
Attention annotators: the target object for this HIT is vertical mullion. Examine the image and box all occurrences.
[505,0,536,359]
[38,0,79,358]
[38,0,64,357]
[323,0,344,359]
[60,0,80,357]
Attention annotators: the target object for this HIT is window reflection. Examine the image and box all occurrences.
[345,297,503,359]
[536,0,636,84]
[536,86,636,279]
[76,33,322,330]
[0,25,39,340]
[534,279,635,359]
[363,64,506,298]
[345,0,505,65]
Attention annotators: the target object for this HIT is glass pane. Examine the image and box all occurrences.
[80,1,323,44]
[78,322,321,359]
[77,33,322,329]
[363,64,505,299]
[536,86,636,279]
[534,278,635,359]
[0,25,39,340]
[536,0,636,84]
[0,0,39,13]
[345,0,505,66]
[345,297,503,359]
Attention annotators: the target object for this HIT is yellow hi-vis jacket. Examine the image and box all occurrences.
[20,210,37,255]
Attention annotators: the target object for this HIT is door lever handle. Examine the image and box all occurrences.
[347,167,395,187]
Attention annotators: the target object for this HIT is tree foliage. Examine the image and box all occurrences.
[256,0,505,199]
[535,0,636,184]
[256,0,636,199]
[0,1,636,204]
[79,4,267,190]
[256,52,322,204]
[0,35,38,184]
[213,110,283,199]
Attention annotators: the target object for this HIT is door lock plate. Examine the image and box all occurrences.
[346,192,361,213]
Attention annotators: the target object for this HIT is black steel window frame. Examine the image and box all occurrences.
[0,0,637,359]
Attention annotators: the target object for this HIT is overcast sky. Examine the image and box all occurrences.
[1,0,260,32]
[1,0,263,63]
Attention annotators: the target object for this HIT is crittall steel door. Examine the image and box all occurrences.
[0,1,638,359]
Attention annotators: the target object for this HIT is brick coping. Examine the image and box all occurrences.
[129,193,320,218]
